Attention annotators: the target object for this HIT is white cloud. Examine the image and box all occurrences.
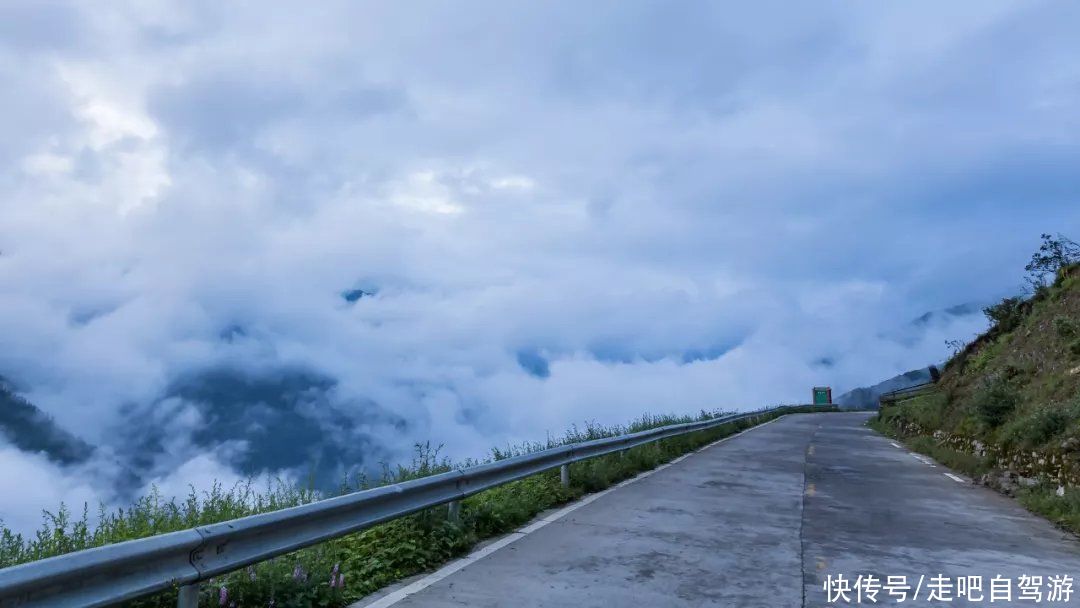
[0,0,1077,533]
[0,442,101,535]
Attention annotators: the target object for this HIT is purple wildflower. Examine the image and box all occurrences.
[218,586,228,606]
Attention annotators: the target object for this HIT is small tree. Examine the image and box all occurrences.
[1025,233,1080,289]
[983,296,1026,333]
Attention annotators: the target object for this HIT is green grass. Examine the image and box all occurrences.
[0,405,830,607]
[934,262,1080,446]
[998,401,1079,450]
[903,436,993,477]
[867,416,992,478]
[872,391,948,432]
[870,413,1080,536]
[1017,484,1080,535]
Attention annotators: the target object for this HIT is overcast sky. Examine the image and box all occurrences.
[2,1,1080,532]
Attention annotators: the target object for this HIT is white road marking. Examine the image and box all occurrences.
[351,414,791,608]
[890,442,902,448]
[889,441,968,478]
[910,453,937,467]
[361,531,527,608]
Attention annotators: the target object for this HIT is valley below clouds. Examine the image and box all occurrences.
[1,1,1077,534]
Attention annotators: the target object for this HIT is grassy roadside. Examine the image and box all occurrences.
[1,405,832,607]
[867,413,1080,537]
[866,415,992,478]
[862,252,1080,537]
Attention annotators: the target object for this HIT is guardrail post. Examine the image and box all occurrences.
[447,500,461,524]
[177,583,199,608]
[560,464,569,487]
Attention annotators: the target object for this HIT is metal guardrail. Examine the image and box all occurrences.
[0,406,797,608]
[878,382,935,407]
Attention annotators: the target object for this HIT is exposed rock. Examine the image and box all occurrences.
[1057,485,1067,497]
[980,470,1019,496]
[885,418,1080,489]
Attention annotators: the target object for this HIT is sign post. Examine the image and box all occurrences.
[812,386,832,407]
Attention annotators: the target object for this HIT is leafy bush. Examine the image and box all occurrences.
[1054,316,1078,339]
[1000,406,1075,449]
[972,379,1019,429]
[983,297,1027,333]
[1026,233,1080,289]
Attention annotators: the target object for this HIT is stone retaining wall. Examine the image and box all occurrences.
[887,419,1080,494]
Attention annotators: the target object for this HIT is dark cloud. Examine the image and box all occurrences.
[342,288,375,303]
[516,350,550,379]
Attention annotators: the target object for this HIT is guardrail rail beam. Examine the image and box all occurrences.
[0,405,807,607]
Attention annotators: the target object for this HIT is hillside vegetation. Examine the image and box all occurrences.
[873,234,1080,532]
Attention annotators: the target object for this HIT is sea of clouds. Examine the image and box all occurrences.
[2,1,1079,533]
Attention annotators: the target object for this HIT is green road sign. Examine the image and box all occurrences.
[813,386,832,405]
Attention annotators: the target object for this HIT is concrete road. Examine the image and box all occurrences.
[352,413,1080,607]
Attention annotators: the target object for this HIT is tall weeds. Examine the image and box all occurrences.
[0,405,819,607]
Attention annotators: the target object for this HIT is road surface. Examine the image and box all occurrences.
[352,413,1080,607]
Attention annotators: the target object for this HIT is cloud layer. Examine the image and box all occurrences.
[2,1,1079,532]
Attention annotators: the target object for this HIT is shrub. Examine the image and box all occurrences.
[1054,316,1078,339]
[983,297,1027,333]
[1026,233,1080,289]
[1000,406,1073,449]
[972,379,1019,429]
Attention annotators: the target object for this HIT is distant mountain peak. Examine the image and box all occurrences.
[342,287,377,303]
[911,302,982,327]
[0,377,95,465]
[836,366,936,409]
